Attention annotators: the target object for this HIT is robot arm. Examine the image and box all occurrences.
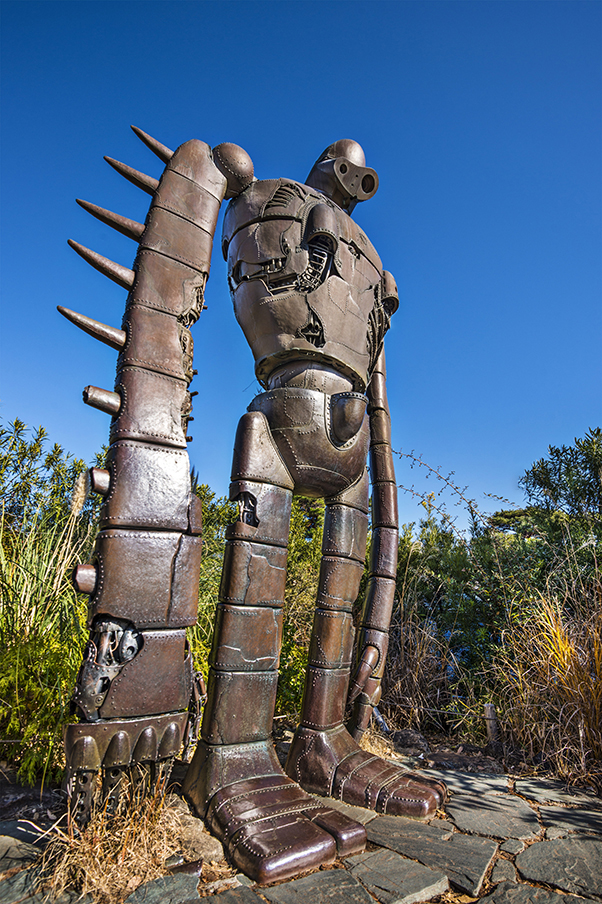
[62,128,253,821]
[347,340,399,740]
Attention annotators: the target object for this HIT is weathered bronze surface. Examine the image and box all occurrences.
[62,130,447,884]
[62,134,226,822]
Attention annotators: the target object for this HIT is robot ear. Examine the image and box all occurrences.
[335,160,378,203]
[213,143,255,199]
[306,139,377,211]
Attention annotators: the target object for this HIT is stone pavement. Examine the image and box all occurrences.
[1,770,601,904]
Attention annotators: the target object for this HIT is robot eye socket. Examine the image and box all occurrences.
[339,163,348,174]
[362,174,375,194]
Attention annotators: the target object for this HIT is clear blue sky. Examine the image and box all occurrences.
[1,0,600,531]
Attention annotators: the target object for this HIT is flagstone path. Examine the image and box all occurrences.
[1,769,601,904]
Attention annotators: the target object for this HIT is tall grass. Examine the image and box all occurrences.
[0,505,91,784]
[0,420,102,783]
[383,536,602,790]
[491,573,602,789]
[382,529,456,732]
[2,419,600,795]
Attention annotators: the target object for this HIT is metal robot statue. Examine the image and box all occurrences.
[63,129,447,884]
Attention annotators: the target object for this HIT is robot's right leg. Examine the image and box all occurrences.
[183,412,365,884]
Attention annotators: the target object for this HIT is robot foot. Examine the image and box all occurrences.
[183,740,365,884]
[206,775,366,884]
[286,724,447,819]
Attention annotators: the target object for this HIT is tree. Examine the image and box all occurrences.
[488,429,602,590]
[519,428,602,522]
[0,418,104,537]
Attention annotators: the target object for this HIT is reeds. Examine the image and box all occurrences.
[380,492,601,789]
[3,419,600,797]
[382,605,457,734]
[0,419,102,782]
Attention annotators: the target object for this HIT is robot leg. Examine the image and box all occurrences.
[286,473,447,817]
[183,412,365,884]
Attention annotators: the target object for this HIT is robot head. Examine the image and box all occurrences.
[305,140,378,213]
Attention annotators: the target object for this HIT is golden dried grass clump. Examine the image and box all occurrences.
[359,724,397,760]
[493,591,602,792]
[41,782,184,904]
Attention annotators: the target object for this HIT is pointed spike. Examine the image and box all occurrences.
[68,240,135,290]
[104,156,159,195]
[57,306,127,350]
[76,199,144,241]
[130,125,173,163]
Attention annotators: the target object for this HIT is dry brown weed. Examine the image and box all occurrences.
[40,781,184,903]
[492,596,602,792]
[359,725,397,760]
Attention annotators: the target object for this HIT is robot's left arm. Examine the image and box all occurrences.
[347,280,399,739]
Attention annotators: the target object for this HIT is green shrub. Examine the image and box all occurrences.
[384,432,602,787]
[0,419,100,783]
[186,480,236,675]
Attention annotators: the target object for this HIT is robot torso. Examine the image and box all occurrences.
[222,179,397,392]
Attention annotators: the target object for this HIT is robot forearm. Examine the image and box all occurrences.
[347,348,399,737]
[62,131,253,820]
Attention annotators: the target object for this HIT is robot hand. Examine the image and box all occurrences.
[346,627,389,739]
[346,644,379,705]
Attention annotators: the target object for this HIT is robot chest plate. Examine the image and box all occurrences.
[222,180,384,388]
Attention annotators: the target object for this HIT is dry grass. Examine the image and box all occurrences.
[492,592,602,791]
[381,607,456,734]
[359,724,397,760]
[39,780,184,903]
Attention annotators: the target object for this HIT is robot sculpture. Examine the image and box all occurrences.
[62,129,447,884]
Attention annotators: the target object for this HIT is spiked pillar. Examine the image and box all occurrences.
[63,131,231,822]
